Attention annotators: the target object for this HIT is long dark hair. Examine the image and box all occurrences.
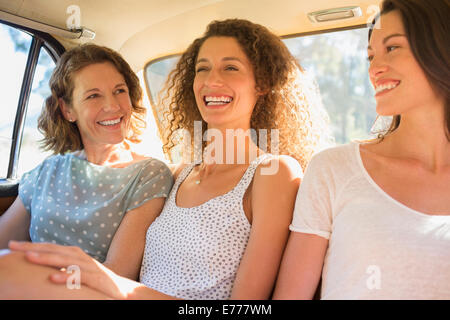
[369,0,450,140]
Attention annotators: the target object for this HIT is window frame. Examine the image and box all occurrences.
[281,23,367,41]
[0,19,64,195]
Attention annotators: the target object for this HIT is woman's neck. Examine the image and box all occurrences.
[82,142,134,166]
[379,103,450,172]
[202,126,263,166]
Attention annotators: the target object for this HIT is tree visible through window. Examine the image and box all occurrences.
[284,27,377,144]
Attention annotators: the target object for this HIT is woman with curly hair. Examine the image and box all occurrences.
[1,19,329,299]
[162,19,330,170]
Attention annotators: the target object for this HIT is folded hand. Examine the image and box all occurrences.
[8,241,129,299]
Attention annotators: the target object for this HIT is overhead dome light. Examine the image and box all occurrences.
[308,6,362,23]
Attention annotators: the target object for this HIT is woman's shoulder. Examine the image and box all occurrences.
[36,153,71,171]
[249,154,302,212]
[252,154,303,192]
[20,154,69,183]
[169,163,191,180]
[131,156,174,181]
[294,142,363,190]
[256,154,303,178]
[306,143,358,171]
[130,153,170,170]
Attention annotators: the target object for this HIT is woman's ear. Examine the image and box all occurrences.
[59,98,76,122]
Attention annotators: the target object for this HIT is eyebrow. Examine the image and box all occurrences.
[83,83,127,95]
[367,33,406,50]
[83,88,100,95]
[196,57,244,65]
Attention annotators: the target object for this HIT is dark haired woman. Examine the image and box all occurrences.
[274,0,450,299]
[0,44,173,279]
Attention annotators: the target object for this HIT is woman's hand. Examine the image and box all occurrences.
[8,240,131,299]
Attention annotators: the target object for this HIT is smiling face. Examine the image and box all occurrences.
[61,62,132,150]
[193,36,260,130]
[367,10,442,117]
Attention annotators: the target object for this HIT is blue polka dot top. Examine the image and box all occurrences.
[18,153,173,262]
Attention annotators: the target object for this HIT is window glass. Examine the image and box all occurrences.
[283,27,377,144]
[0,23,32,179]
[144,27,378,153]
[145,56,179,126]
[18,47,55,176]
[131,71,166,161]
[144,57,179,161]
[146,56,179,105]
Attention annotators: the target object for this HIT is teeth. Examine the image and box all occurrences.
[204,96,232,104]
[98,118,121,126]
[375,82,399,94]
[207,101,227,106]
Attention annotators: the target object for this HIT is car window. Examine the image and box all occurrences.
[0,24,32,179]
[18,47,55,176]
[144,26,379,154]
[145,56,179,126]
[283,27,377,144]
[0,21,57,180]
[143,56,181,162]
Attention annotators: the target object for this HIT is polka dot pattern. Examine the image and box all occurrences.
[139,154,271,299]
[19,153,173,262]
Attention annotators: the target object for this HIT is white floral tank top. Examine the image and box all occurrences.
[139,154,271,299]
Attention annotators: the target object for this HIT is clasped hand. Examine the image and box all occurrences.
[8,240,128,299]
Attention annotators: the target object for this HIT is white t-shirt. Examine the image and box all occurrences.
[290,142,450,299]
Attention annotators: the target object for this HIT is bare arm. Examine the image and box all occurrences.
[272,232,328,299]
[0,197,31,248]
[6,241,179,299]
[230,156,302,299]
[102,197,165,280]
[0,250,110,300]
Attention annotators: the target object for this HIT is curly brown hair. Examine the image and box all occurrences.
[161,19,331,169]
[38,44,146,154]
